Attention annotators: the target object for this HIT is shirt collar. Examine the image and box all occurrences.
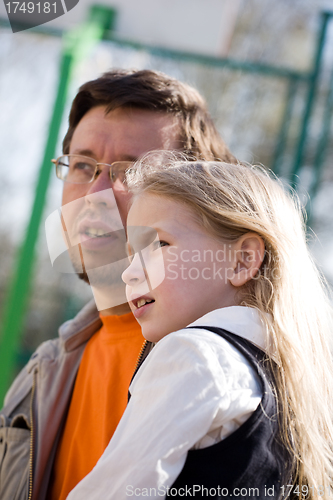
[188,306,270,355]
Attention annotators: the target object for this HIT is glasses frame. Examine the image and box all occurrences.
[52,154,134,185]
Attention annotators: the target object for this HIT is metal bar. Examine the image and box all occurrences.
[104,32,311,81]
[271,77,298,176]
[290,11,331,187]
[309,67,333,199]
[0,16,311,81]
[0,5,116,404]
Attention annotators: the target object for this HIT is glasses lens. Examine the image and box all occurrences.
[111,161,134,189]
[56,155,96,184]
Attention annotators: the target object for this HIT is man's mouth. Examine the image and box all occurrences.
[84,227,112,239]
[77,217,123,241]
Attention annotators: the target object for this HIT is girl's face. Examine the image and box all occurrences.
[122,193,238,342]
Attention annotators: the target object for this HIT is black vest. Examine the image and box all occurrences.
[168,327,293,499]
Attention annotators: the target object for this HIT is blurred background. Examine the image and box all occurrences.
[0,0,333,396]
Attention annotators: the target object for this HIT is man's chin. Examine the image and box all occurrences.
[74,270,130,313]
[69,248,127,304]
[69,254,91,284]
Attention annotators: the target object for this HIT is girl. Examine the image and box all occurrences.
[67,158,333,500]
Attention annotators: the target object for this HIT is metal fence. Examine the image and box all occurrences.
[0,6,332,401]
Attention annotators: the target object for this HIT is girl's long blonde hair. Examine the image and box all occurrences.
[127,154,333,499]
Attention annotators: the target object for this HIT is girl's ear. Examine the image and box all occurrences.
[229,233,265,288]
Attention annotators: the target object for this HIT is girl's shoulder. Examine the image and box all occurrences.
[143,326,261,390]
[157,325,255,363]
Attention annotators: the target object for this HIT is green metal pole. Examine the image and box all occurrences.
[0,5,116,404]
[290,11,331,188]
[309,67,333,199]
[271,77,298,176]
[306,66,333,227]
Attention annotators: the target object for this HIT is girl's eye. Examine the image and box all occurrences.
[153,240,169,250]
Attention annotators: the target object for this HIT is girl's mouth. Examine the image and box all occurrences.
[135,298,155,308]
[131,296,155,319]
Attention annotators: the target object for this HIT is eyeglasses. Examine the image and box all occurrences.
[52,155,134,187]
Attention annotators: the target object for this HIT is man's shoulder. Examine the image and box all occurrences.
[1,300,101,415]
[1,336,61,416]
[16,298,100,372]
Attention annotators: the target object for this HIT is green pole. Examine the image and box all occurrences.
[0,5,116,404]
[306,65,333,226]
[271,77,298,176]
[290,11,331,188]
[309,67,333,199]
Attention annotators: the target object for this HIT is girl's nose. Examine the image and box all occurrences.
[122,252,146,285]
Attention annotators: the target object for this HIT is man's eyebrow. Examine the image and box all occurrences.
[71,149,95,157]
[70,149,138,162]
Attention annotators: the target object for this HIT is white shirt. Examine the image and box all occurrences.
[67,306,268,500]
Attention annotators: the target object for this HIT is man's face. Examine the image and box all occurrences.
[61,105,180,296]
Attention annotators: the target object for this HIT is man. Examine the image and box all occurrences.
[0,69,236,500]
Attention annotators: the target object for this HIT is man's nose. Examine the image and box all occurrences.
[83,169,123,216]
[85,168,114,199]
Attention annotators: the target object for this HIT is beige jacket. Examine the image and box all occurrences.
[0,301,101,500]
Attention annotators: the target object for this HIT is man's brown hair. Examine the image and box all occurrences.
[63,69,236,162]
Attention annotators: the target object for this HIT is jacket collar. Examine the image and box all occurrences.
[59,300,102,352]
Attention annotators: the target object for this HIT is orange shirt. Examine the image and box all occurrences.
[48,312,144,500]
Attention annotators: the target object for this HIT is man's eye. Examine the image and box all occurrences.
[74,162,93,172]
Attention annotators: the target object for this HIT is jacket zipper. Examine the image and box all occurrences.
[134,340,149,375]
[28,370,37,500]
[127,340,152,402]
